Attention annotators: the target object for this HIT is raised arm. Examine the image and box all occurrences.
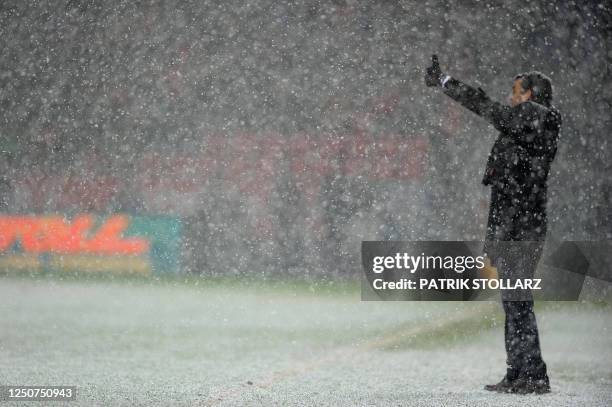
[424,55,544,138]
[441,76,539,136]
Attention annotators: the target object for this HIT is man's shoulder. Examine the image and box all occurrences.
[518,101,558,115]
[515,101,561,127]
[515,101,546,114]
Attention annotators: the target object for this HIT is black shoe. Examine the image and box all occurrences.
[484,376,515,393]
[511,376,551,395]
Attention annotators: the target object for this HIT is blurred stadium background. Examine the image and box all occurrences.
[0,1,610,276]
[0,1,611,405]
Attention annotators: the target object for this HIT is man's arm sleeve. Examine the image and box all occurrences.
[442,77,536,135]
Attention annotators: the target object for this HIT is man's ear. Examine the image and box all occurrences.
[524,88,533,101]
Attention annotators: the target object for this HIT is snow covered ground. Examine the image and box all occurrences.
[0,275,610,406]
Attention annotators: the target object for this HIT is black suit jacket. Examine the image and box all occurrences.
[442,77,561,242]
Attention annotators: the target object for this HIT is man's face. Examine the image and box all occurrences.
[510,78,532,106]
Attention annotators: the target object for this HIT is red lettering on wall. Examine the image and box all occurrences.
[0,215,149,255]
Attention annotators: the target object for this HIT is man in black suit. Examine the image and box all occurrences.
[425,55,561,394]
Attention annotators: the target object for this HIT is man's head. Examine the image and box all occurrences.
[511,71,553,107]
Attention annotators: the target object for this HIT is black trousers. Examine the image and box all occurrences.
[496,255,548,380]
[485,187,548,380]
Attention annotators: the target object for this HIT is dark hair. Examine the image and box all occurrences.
[514,71,553,106]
